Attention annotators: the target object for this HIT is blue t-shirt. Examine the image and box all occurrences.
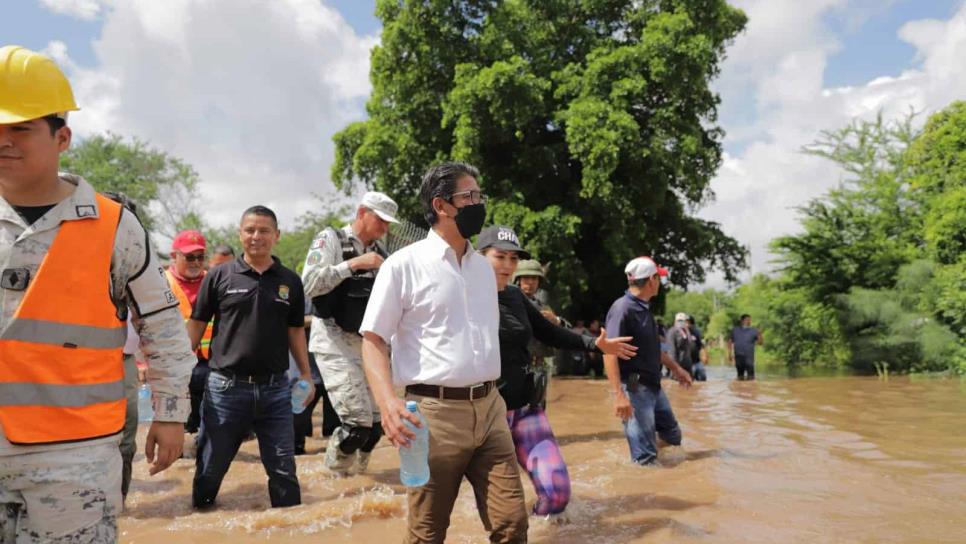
[730,326,760,359]
[605,291,662,389]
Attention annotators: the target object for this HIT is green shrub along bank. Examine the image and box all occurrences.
[663,103,966,375]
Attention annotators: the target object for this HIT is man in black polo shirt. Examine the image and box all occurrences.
[604,257,692,466]
[187,205,315,509]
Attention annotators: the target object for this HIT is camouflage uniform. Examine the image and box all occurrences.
[0,175,194,541]
[301,225,381,473]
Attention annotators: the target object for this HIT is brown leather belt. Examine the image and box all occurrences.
[405,381,495,401]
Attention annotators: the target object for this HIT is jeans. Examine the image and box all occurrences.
[621,384,682,465]
[691,362,707,382]
[185,359,210,434]
[192,372,300,508]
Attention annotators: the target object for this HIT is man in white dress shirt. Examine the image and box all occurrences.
[360,162,528,544]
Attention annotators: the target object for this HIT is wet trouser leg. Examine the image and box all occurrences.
[622,384,682,465]
[252,381,301,508]
[315,340,380,471]
[691,362,707,382]
[319,379,341,437]
[292,385,323,452]
[185,359,209,434]
[0,442,121,542]
[404,389,528,544]
[506,405,571,515]
[193,372,251,508]
[120,353,139,499]
[735,355,755,380]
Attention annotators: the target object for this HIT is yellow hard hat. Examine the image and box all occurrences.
[0,45,79,124]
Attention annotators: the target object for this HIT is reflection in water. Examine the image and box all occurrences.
[121,370,966,543]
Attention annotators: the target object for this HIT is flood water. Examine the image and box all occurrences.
[120,368,966,543]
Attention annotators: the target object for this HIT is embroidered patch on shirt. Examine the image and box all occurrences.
[306,250,322,266]
[75,205,96,218]
[310,237,324,250]
[278,285,290,300]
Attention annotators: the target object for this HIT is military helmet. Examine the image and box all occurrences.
[513,259,545,282]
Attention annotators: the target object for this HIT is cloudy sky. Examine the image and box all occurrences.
[4,0,965,288]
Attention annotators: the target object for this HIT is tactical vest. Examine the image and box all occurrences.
[0,194,126,445]
[311,227,387,334]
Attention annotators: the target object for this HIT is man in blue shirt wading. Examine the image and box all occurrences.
[728,314,764,380]
[603,257,693,466]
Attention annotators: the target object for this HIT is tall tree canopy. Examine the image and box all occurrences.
[333,0,748,316]
[60,133,203,239]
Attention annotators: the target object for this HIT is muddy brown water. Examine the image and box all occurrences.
[120,368,966,543]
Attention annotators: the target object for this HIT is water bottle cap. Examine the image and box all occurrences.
[405,400,418,412]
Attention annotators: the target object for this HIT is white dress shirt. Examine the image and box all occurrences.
[360,229,500,387]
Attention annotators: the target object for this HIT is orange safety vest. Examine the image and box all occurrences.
[0,194,126,445]
[164,269,212,360]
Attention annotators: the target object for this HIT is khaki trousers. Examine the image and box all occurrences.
[404,388,528,544]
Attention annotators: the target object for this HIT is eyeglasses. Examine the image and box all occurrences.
[180,252,206,263]
[448,190,488,205]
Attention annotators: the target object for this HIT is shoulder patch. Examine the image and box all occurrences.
[306,250,323,266]
[76,205,96,218]
[310,236,325,250]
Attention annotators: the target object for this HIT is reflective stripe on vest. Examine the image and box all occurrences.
[164,269,212,360]
[0,193,126,445]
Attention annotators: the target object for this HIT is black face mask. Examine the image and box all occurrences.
[454,203,486,239]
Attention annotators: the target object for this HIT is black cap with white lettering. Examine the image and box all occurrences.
[476,225,531,259]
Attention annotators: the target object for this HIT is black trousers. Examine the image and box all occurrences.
[735,354,756,380]
[293,380,342,450]
[185,359,209,434]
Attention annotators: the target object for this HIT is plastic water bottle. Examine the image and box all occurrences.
[399,400,430,487]
[291,379,311,414]
[137,384,154,423]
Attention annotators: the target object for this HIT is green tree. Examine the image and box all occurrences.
[273,203,350,273]
[762,104,966,373]
[772,113,921,301]
[332,0,749,317]
[60,133,203,238]
[662,287,726,330]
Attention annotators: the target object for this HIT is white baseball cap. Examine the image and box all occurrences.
[360,191,399,223]
[675,312,689,322]
[624,256,669,281]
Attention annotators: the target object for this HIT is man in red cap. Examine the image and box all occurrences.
[603,257,692,466]
[167,230,212,436]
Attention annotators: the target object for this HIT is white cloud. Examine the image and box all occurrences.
[699,0,966,289]
[38,0,106,21]
[55,0,378,233]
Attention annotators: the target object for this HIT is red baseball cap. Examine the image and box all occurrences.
[172,230,207,254]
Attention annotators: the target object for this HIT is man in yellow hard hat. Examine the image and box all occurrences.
[0,45,195,541]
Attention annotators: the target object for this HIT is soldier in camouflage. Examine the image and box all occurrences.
[513,260,559,366]
[1,46,194,542]
[301,192,398,474]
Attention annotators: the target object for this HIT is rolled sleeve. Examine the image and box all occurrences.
[134,307,193,421]
[301,228,352,298]
[359,258,402,343]
[117,215,192,422]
